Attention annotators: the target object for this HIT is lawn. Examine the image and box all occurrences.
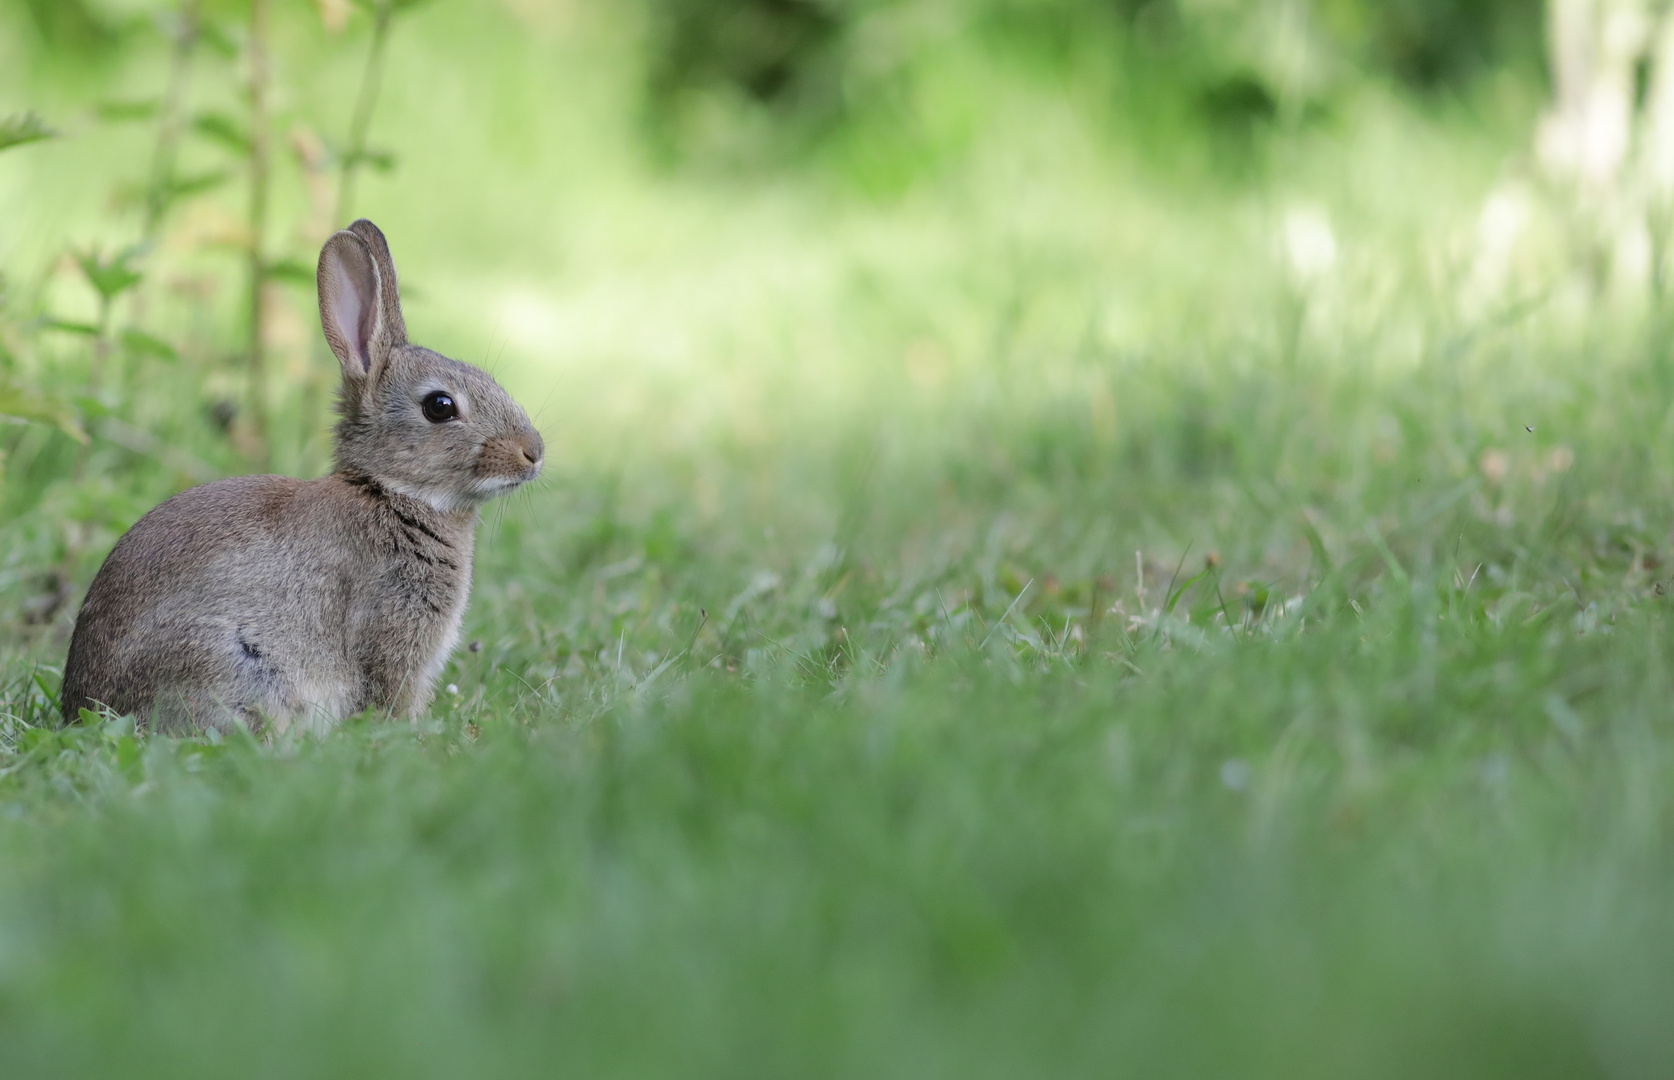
[3,2,1673,1076]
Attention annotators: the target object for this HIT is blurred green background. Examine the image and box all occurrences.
[12,1,1674,1077]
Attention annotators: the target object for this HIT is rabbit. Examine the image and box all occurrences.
[60,219,544,734]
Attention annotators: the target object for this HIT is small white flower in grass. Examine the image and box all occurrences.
[446,683,459,695]
[1219,758,1251,792]
[1281,205,1337,282]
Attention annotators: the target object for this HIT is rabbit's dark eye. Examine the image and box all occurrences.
[421,391,457,423]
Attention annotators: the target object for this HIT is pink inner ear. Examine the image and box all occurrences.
[331,267,372,372]
[353,286,376,372]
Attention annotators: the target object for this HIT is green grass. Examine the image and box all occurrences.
[6,2,1674,1075]
[8,582,1674,1077]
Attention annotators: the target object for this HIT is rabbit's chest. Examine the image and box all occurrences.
[339,512,476,710]
[367,521,474,638]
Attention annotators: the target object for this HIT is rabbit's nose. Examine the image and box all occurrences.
[520,432,545,467]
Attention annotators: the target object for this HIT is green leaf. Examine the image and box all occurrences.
[120,329,179,362]
[197,19,239,59]
[349,0,435,13]
[113,733,143,774]
[0,112,57,153]
[191,111,251,154]
[72,396,112,419]
[37,318,100,336]
[20,728,55,752]
[75,249,145,301]
[96,99,160,122]
[162,169,232,204]
[1164,565,1212,615]
[0,374,88,443]
[33,671,63,714]
[265,258,316,287]
[345,146,397,173]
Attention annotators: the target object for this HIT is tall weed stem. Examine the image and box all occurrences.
[335,1,395,224]
[246,0,271,467]
[144,0,201,240]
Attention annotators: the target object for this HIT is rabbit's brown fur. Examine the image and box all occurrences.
[61,220,542,733]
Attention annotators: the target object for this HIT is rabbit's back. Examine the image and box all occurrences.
[62,475,370,731]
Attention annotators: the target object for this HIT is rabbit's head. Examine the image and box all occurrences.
[317,220,543,513]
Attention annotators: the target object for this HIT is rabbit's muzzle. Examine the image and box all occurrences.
[477,430,544,492]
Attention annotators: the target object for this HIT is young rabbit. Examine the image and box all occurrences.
[61,220,543,733]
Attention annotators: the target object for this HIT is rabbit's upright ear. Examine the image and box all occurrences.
[317,230,393,383]
[346,219,408,347]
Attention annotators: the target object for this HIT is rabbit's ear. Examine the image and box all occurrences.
[317,230,392,382]
[346,219,408,346]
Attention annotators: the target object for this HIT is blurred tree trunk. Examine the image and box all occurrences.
[1535,0,1674,294]
[1640,9,1674,293]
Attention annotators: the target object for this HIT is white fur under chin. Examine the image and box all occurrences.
[382,475,528,514]
[384,479,480,515]
[472,475,526,496]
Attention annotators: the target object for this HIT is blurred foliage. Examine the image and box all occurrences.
[1350,0,1545,88]
[9,0,124,53]
[646,0,846,109]
[639,0,1546,165]
[0,0,430,474]
[0,122,85,463]
[0,111,58,152]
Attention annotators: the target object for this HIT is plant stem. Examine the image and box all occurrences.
[90,296,112,394]
[309,0,395,473]
[335,1,394,225]
[1651,200,1670,302]
[247,0,271,468]
[144,0,201,240]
